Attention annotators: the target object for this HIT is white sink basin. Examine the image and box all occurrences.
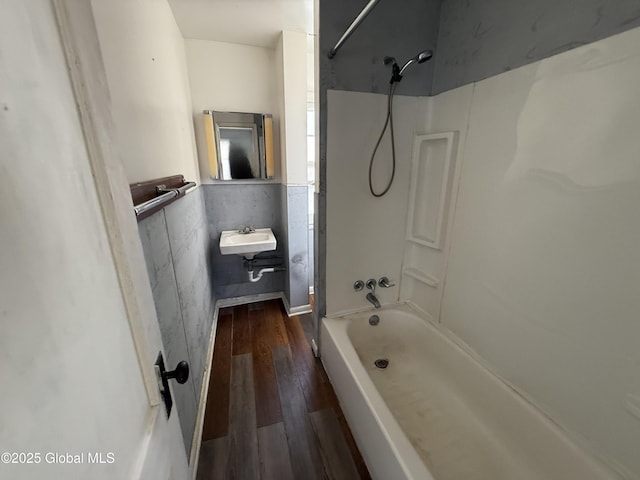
[219,228,276,259]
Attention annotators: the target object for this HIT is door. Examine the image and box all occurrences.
[0,2,187,479]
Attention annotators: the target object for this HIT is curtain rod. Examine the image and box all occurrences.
[327,0,381,59]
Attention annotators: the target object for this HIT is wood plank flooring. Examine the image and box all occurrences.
[197,299,370,480]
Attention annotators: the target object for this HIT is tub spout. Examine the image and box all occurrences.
[366,292,381,308]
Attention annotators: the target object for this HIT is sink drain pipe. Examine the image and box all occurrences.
[243,257,286,283]
[248,266,285,283]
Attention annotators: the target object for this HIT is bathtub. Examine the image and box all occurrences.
[321,303,616,480]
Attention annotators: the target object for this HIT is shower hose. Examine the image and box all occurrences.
[368,82,398,197]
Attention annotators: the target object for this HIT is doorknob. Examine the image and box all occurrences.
[155,352,190,417]
[164,360,189,384]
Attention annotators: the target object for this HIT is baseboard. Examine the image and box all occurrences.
[215,292,283,308]
[282,294,312,317]
[310,338,319,357]
[190,306,218,479]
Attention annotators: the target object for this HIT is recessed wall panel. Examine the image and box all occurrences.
[406,132,457,250]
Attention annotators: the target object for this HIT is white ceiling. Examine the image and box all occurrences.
[168,0,314,48]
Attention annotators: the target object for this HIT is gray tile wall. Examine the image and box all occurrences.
[164,189,214,400]
[203,183,310,310]
[319,0,441,96]
[284,186,310,309]
[433,0,640,93]
[279,185,290,304]
[138,209,197,457]
[203,183,285,299]
[138,188,214,458]
[308,225,314,292]
[308,185,315,292]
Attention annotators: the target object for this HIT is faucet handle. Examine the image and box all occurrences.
[353,280,364,291]
[378,276,395,288]
[365,279,377,291]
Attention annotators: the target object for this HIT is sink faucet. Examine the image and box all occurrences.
[365,278,381,308]
[238,225,255,234]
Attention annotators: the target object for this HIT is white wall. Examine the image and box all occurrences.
[91,0,199,185]
[184,39,280,182]
[326,90,429,315]
[0,3,186,479]
[278,31,308,185]
[405,27,640,478]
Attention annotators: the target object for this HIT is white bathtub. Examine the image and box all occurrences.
[321,303,617,480]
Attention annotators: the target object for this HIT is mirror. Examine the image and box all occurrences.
[203,110,275,180]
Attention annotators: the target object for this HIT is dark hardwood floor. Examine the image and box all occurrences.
[197,299,371,480]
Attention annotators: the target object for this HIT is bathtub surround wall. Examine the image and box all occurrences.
[317,0,440,323]
[399,85,474,319]
[416,28,640,477]
[433,0,640,94]
[138,188,215,456]
[319,0,640,320]
[325,91,429,315]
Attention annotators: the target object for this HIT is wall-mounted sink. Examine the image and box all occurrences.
[219,228,276,259]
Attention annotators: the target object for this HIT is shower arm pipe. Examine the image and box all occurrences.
[327,0,382,59]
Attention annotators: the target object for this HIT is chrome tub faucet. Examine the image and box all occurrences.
[365,278,381,308]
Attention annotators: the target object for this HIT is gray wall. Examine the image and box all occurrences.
[138,188,214,457]
[283,185,311,308]
[433,0,640,93]
[203,183,286,299]
[308,203,314,294]
[320,0,441,96]
[203,183,310,309]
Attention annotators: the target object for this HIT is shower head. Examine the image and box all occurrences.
[385,49,433,84]
[398,49,433,76]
